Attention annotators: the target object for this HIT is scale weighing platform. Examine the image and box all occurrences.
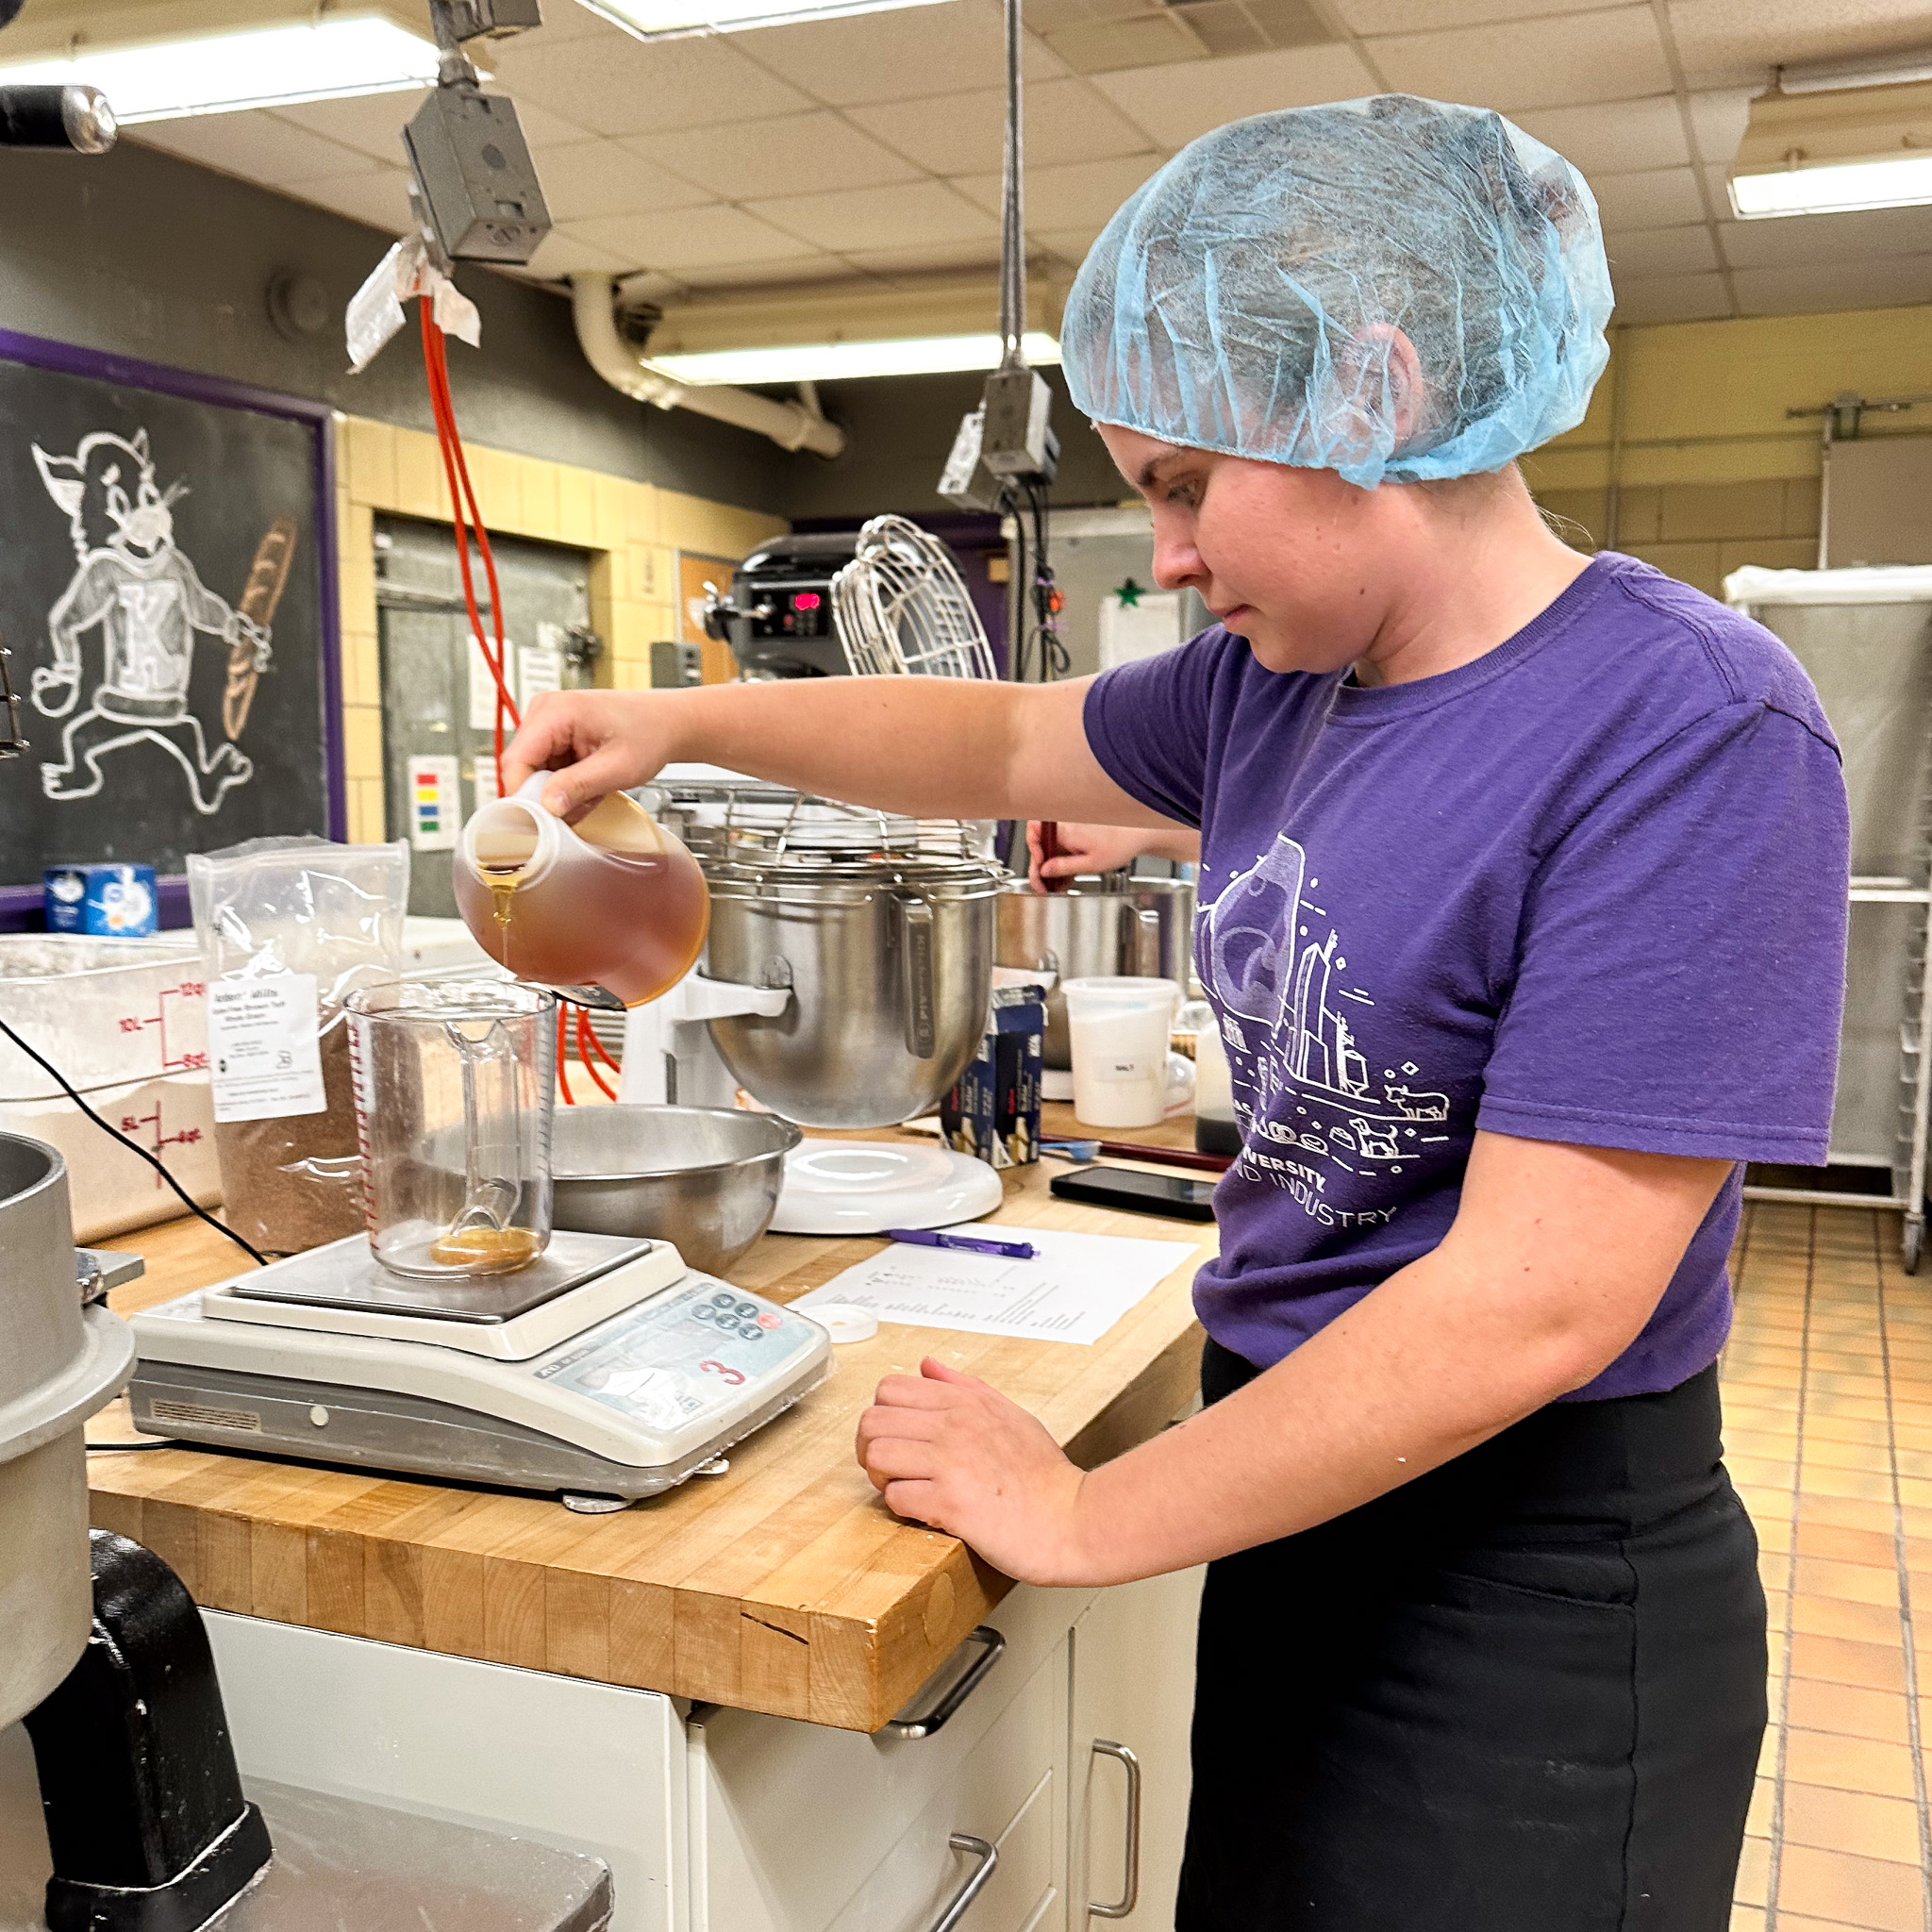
[128,1232,833,1513]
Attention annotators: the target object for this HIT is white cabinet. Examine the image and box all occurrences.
[201,1612,688,1932]
[691,1586,1093,1932]
[194,1568,1204,1932]
[1068,1570,1204,1928]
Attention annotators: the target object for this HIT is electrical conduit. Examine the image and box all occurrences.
[569,273,845,459]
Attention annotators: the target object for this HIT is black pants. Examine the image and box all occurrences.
[1175,1342,1766,1931]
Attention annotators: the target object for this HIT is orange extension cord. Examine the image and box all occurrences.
[421,298,626,1105]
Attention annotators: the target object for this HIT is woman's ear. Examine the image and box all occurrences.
[1332,323,1428,465]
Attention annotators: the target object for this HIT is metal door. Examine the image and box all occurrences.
[375,516,599,917]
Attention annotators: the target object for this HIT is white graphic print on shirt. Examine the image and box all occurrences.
[1199,832,1450,1222]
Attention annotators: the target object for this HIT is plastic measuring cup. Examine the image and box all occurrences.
[346,979,558,1278]
[1062,975,1182,1128]
[454,776,709,1008]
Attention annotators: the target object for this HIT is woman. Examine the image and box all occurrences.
[508,95,1848,1930]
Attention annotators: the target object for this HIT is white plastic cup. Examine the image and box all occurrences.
[1062,975,1181,1128]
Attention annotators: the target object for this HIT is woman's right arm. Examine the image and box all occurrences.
[503,675,1172,829]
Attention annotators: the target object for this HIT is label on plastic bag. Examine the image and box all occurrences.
[207,974,326,1123]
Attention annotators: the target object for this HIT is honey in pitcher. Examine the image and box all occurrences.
[454,784,710,1007]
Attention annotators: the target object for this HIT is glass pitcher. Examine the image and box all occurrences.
[345,980,557,1279]
[453,776,710,1008]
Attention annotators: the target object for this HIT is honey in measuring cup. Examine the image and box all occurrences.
[454,777,709,1006]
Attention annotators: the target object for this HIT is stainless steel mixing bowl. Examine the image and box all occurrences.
[548,1106,802,1276]
[997,876,1196,1069]
[702,856,1001,1129]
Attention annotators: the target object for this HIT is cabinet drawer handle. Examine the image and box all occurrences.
[881,1625,1005,1740]
[926,1832,997,1932]
[1088,1740,1141,1920]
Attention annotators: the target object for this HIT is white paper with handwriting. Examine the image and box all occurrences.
[792,1224,1196,1345]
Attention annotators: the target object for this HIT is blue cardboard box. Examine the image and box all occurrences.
[44,864,158,937]
[941,983,1045,1169]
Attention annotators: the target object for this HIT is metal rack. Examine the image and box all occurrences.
[1726,565,1932,1271]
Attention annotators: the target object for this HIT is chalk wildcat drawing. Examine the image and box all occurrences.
[28,426,286,815]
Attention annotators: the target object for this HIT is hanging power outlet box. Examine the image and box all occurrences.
[404,86,551,265]
[979,366,1057,480]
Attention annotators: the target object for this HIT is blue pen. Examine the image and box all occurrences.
[883,1226,1038,1260]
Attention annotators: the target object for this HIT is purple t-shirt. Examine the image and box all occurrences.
[1085,551,1849,1399]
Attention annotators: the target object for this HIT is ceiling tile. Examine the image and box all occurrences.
[1590,165,1707,231]
[1665,0,1932,92]
[1334,0,1612,33]
[489,20,813,135]
[951,154,1159,228]
[1604,225,1718,277]
[562,205,823,270]
[1684,88,1752,166]
[1043,13,1208,75]
[1092,42,1376,148]
[1368,8,1672,113]
[626,113,924,201]
[1731,256,1932,317]
[665,256,866,291]
[271,91,426,162]
[132,111,377,188]
[533,139,717,219]
[1609,272,1731,323]
[523,228,635,279]
[513,4,610,42]
[746,180,998,250]
[838,242,1008,278]
[1510,95,1690,175]
[285,169,416,237]
[1033,225,1108,269]
[734,0,1065,108]
[848,77,1155,174]
[1717,204,1932,269]
[267,88,594,164]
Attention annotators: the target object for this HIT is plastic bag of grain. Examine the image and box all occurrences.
[190,838,409,1257]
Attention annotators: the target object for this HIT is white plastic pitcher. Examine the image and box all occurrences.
[1063,975,1181,1128]
[454,775,708,1007]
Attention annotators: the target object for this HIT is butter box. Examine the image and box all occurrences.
[941,983,1045,1169]
[44,864,158,937]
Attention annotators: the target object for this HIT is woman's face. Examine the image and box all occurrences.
[1098,422,1408,675]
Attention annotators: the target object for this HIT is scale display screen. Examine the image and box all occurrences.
[534,1280,819,1429]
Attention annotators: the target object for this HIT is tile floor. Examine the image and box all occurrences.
[1724,1201,1932,1932]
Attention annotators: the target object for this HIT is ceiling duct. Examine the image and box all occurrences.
[570,272,845,458]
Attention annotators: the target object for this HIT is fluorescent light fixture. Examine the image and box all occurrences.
[1731,151,1932,217]
[651,332,1062,385]
[1729,77,1932,218]
[584,0,948,41]
[0,16,441,125]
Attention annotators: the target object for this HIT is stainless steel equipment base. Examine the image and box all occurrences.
[0,1728,611,1932]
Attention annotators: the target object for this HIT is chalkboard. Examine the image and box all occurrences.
[0,331,340,919]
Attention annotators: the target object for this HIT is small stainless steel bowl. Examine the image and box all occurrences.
[549,1106,802,1276]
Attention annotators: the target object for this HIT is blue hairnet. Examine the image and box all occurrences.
[1060,94,1614,489]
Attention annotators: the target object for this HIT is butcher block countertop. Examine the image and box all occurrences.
[87,1109,1212,1733]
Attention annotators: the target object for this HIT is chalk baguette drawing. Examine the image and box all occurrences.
[225,512,296,739]
[29,426,275,815]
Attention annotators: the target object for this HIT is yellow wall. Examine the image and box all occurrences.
[1522,302,1932,596]
[333,414,785,843]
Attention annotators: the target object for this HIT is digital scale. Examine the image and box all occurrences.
[128,1232,833,1513]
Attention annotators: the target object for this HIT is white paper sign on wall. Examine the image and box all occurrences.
[1099,591,1183,670]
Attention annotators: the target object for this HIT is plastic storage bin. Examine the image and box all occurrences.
[0,937,217,1241]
